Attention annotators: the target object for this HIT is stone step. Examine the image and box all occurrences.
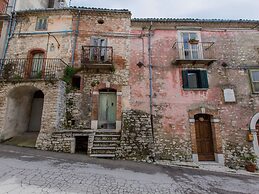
[92,146,116,150]
[94,135,120,141]
[90,154,115,158]
[93,142,119,147]
[94,134,120,137]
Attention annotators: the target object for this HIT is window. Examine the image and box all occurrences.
[250,70,259,93]
[36,17,48,31]
[72,75,81,90]
[48,0,55,8]
[182,69,208,89]
[179,32,202,60]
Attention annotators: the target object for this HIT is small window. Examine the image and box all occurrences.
[36,17,48,31]
[72,75,81,90]
[250,70,259,93]
[182,69,208,89]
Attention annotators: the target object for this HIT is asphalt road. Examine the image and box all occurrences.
[0,145,258,194]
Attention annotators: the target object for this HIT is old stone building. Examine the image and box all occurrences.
[0,6,259,169]
[129,18,259,168]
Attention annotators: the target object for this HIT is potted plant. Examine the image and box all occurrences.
[243,152,257,172]
[188,38,199,44]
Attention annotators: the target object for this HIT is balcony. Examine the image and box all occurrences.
[81,46,113,70]
[0,58,67,81]
[172,42,217,65]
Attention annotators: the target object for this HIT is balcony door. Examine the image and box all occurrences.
[180,32,202,60]
[90,37,107,63]
[27,50,45,79]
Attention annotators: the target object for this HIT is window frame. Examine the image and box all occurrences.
[182,69,209,90]
[177,30,203,60]
[35,17,48,31]
[249,69,259,94]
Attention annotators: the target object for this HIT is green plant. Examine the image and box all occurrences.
[242,152,257,164]
[62,66,82,93]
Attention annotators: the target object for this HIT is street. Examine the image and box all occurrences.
[0,145,258,194]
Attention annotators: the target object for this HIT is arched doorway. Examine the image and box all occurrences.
[2,86,44,147]
[98,89,117,129]
[27,49,45,79]
[249,113,259,158]
[195,114,215,161]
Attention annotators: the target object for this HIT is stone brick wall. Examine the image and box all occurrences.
[118,110,154,161]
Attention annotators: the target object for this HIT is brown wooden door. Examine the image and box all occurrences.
[195,114,215,161]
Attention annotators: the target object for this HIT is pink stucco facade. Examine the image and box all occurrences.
[128,20,259,166]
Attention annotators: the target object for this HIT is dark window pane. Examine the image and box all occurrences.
[252,71,259,81]
[188,72,198,88]
[253,82,259,92]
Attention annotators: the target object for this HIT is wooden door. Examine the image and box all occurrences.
[98,92,116,129]
[195,114,215,161]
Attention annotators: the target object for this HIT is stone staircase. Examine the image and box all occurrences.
[90,130,121,158]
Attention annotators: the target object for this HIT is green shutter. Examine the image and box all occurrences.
[182,70,189,88]
[200,70,209,88]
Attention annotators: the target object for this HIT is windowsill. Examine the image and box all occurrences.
[183,88,208,91]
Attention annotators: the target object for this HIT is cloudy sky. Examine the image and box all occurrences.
[70,0,259,20]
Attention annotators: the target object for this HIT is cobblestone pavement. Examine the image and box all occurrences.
[0,145,259,194]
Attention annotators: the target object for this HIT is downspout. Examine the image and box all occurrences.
[3,0,16,59]
[71,10,80,66]
[148,22,154,145]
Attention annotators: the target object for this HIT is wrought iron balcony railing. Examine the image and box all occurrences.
[0,58,68,81]
[172,42,216,65]
[81,46,113,66]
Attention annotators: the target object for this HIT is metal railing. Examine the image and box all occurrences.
[81,46,113,65]
[172,42,215,60]
[0,58,68,80]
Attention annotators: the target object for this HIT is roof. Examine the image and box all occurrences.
[16,6,131,15]
[132,18,259,24]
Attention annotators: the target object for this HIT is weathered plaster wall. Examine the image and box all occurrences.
[129,21,259,167]
[6,11,73,63]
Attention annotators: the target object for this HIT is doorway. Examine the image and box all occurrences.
[27,50,45,79]
[195,114,215,161]
[2,86,44,147]
[75,136,88,154]
[28,90,44,132]
[98,89,117,129]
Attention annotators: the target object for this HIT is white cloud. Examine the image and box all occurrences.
[70,0,259,19]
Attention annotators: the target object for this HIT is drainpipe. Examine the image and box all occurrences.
[71,10,80,66]
[2,0,16,60]
[148,22,155,145]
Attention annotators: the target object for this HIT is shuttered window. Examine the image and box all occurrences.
[182,69,208,89]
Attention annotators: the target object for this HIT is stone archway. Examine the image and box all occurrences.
[1,86,44,146]
[249,113,259,157]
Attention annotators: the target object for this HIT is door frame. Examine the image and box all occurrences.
[249,113,259,162]
[189,107,224,164]
[90,83,122,132]
[194,114,215,161]
[98,91,117,129]
[26,48,46,78]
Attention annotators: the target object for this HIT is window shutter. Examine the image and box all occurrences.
[200,70,209,88]
[182,70,189,88]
